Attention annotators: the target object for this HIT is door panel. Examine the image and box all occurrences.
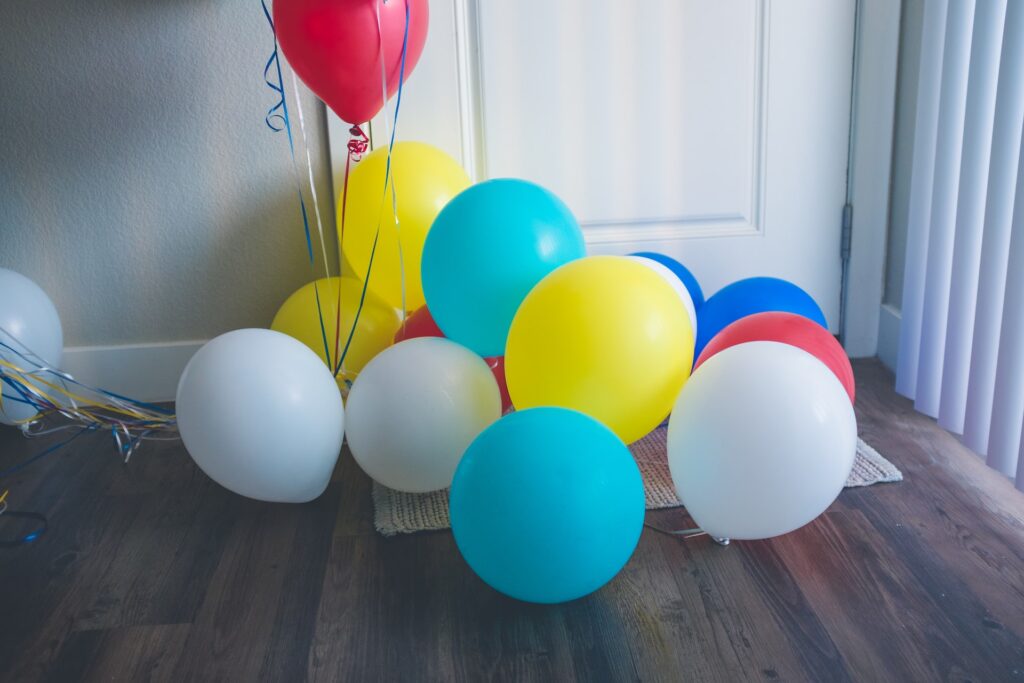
[341,0,855,329]
[477,1,762,237]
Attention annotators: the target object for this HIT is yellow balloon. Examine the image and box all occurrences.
[272,277,401,386]
[340,142,470,311]
[505,256,694,444]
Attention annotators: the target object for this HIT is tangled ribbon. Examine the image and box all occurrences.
[1,329,178,546]
[0,330,177,463]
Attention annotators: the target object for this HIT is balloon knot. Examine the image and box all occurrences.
[348,125,370,160]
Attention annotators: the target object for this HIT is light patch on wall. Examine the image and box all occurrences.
[0,0,337,347]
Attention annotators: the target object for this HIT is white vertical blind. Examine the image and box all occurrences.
[962,0,1024,455]
[915,0,974,418]
[896,0,948,399]
[986,144,1024,480]
[938,0,1007,432]
[897,0,1024,489]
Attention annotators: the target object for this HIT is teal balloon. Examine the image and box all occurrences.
[421,179,585,357]
[450,407,645,603]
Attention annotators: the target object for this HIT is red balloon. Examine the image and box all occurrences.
[394,305,444,343]
[694,311,855,403]
[395,306,513,412]
[274,0,429,125]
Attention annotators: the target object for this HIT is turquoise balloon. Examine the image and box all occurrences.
[421,179,585,357]
[450,407,645,603]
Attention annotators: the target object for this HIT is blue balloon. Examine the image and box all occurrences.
[695,277,828,359]
[421,179,585,357]
[450,407,645,603]
[630,252,705,310]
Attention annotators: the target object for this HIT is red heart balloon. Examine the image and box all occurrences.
[274,0,429,125]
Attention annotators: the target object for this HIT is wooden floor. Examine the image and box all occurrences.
[1,359,1023,682]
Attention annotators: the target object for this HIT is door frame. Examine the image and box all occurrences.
[843,0,901,358]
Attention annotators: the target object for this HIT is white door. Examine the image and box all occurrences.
[329,0,856,330]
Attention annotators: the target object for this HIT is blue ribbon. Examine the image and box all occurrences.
[0,509,48,548]
[0,339,175,419]
[262,0,333,370]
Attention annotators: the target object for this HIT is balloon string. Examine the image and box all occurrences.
[0,327,177,479]
[334,0,410,378]
[290,70,333,286]
[332,125,370,375]
[376,1,408,322]
[261,0,333,370]
[260,0,289,135]
[1,337,173,548]
[289,70,337,374]
[380,1,407,321]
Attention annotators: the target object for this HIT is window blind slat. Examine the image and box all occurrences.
[938,0,1008,433]
[897,0,950,398]
[986,140,1024,481]
[962,0,1024,454]
[914,0,976,417]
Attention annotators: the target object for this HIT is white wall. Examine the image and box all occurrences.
[0,0,336,350]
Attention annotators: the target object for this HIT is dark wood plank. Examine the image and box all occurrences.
[258,482,339,682]
[72,443,242,631]
[646,510,828,683]
[0,359,1022,682]
[168,499,308,681]
[0,430,150,680]
[45,623,190,683]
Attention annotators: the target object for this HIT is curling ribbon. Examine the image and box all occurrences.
[332,124,370,371]
[0,327,179,545]
[335,0,411,380]
[0,478,47,547]
[0,507,48,548]
[261,0,333,370]
[1,331,177,463]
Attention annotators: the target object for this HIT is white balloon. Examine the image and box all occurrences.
[667,341,856,540]
[346,337,501,493]
[0,268,63,426]
[627,255,698,339]
[176,329,344,503]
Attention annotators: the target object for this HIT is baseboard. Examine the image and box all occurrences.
[57,310,904,404]
[61,340,206,403]
[876,303,901,372]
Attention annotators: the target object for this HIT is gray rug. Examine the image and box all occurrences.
[372,425,903,536]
